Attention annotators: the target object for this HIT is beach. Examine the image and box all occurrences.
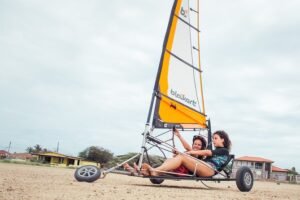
[0,163,299,200]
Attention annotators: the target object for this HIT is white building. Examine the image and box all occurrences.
[271,166,288,181]
[232,156,273,179]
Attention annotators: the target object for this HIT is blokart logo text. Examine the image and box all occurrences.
[170,89,197,108]
[180,7,188,18]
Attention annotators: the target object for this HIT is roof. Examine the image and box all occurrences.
[11,153,34,159]
[272,166,289,173]
[0,150,10,155]
[235,156,273,163]
[32,152,81,159]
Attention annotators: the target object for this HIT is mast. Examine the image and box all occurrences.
[196,0,205,115]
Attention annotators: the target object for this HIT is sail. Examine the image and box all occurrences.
[152,0,206,129]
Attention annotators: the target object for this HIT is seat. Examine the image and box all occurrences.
[215,154,235,178]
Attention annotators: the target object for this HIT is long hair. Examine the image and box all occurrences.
[213,130,232,151]
[192,135,207,150]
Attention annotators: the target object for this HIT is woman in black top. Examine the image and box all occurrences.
[141,130,231,177]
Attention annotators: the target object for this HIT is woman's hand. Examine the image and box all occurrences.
[172,148,179,156]
[173,128,181,138]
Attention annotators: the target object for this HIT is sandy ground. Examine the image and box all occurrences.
[0,163,299,200]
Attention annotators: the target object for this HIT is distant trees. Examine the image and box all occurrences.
[26,144,48,153]
[79,146,114,165]
[289,167,298,175]
[110,153,165,168]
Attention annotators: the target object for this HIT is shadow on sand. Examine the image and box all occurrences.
[132,183,227,191]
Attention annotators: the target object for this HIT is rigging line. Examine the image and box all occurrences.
[174,14,200,33]
[154,129,172,138]
[165,49,202,73]
[187,1,202,113]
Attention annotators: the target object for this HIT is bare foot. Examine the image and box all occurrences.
[123,163,137,174]
[141,163,158,176]
[141,163,151,176]
[133,163,140,172]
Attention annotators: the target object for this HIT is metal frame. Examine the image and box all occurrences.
[101,117,236,183]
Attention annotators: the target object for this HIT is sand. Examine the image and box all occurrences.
[0,163,299,200]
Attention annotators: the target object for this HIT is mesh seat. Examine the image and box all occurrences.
[215,154,235,178]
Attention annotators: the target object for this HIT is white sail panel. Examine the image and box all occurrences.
[167,54,202,112]
[165,0,203,113]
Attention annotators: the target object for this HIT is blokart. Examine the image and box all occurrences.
[74,0,254,192]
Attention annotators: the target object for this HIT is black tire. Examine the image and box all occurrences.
[236,166,254,192]
[74,165,101,182]
[149,178,164,184]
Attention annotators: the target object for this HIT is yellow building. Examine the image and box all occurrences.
[33,152,99,167]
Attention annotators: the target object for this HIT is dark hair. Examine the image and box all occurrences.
[193,135,207,150]
[213,130,231,151]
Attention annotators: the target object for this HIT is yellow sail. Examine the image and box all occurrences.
[153,0,206,129]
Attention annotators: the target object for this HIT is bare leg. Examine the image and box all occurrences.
[133,163,139,172]
[179,155,215,177]
[144,155,215,177]
[155,157,183,175]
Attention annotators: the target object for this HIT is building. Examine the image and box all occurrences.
[33,152,99,167]
[296,175,300,184]
[0,150,10,159]
[271,166,288,181]
[10,153,35,160]
[232,156,273,179]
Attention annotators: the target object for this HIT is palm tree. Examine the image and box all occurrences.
[33,144,42,153]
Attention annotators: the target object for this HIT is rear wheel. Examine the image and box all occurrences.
[236,166,254,192]
[74,165,101,182]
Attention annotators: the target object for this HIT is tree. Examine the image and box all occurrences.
[290,167,298,175]
[26,147,34,153]
[34,144,42,152]
[108,152,165,168]
[26,144,48,153]
[79,146,113,164]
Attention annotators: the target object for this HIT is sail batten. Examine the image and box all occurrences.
[152,0,206,129]
[174,15,200,32]
[165,50,202,73]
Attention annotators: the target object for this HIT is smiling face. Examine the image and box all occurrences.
[213,134,225,148]
[192,139,202,150]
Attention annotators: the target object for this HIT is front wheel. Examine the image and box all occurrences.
[149,178,164,184]
[74,165,101,182]
[235,166,254,192]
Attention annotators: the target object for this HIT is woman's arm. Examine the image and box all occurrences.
[174,129,192,151]
[186,150,212,157]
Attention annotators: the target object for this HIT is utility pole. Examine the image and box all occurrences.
[56,141,59,153]
[7,141,11,158]
[7,141,11,153]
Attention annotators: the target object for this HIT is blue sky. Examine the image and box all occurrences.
[1,0,299,171]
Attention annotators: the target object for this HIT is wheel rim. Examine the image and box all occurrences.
[78,166,97,178]
[244,171,252,186]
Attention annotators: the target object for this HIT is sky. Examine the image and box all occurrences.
[0,0,299,171]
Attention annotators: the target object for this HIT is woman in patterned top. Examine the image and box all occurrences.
[141,130,231,177]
